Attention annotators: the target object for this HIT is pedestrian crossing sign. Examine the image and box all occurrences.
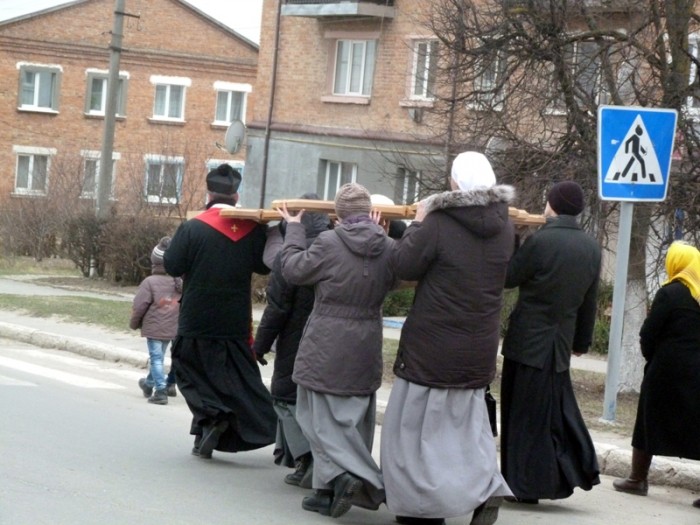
[598,105,677,201]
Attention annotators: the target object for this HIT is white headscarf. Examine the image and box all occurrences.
[451,151,496,191]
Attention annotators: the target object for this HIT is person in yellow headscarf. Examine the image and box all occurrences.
[613,241,700,510]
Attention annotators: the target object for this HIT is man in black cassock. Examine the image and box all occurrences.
[164,164,275,459]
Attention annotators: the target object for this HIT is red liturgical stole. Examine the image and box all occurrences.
[193,207,257,242]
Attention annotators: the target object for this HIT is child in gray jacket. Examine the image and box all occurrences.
[130,237,182,405]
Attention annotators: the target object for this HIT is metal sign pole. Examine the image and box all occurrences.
[601,200,634,422]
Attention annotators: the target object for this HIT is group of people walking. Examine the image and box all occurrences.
[130,154,700,523]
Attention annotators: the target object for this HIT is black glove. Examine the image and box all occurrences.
[256,353,268,366]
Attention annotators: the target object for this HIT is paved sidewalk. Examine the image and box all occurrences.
[1,275,699,494]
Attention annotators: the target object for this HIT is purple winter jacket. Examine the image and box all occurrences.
[129,266,182,340]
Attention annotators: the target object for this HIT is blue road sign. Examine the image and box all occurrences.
[598,105,677,201]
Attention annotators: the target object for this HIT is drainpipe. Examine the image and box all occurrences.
[260,0,283,209]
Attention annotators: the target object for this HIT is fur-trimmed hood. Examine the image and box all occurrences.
[421,184,515,239]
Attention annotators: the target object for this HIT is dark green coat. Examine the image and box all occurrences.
[501,215,601,372]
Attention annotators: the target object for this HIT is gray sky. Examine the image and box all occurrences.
[0,0,263,44]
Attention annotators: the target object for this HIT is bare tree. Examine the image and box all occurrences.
[420,0,700,393]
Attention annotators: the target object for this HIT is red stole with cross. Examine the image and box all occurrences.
[192,207,257,242]
[193,206,258,351]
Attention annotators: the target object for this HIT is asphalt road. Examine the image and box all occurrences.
[1,339,699,525]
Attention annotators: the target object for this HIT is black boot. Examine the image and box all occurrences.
[138,378,153,398]
[197,420,230,459]
[299,458,314,489]
[302,489,333,515]
[191,435,202,456]
[613,447,652,496]
[330,472,362,518]
[470,496,503,525]
[148,389,168,405]
[396,517,446,524]
[284,453,312,486]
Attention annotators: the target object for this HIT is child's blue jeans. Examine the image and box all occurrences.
[144,338,174,392]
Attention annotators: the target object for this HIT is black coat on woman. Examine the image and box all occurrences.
[632,281,700,460]
[252,212,330,402]
[500,214,602,501]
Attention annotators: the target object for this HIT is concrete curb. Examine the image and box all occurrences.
[2,321,699,494]
[0,321,148,368]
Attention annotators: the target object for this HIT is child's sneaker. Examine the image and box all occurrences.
[148,389,168,405]
[138,378,153,398]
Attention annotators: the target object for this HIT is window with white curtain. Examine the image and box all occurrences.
[144,155,184,203]
[18,63,61,112]
[318,160,357,200]
[85,70,128,116]
[150,76,190,121]
[333,40,377,96]
[411,39,438,100]
[13,146,55,195]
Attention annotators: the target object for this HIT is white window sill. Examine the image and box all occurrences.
[17,106,58,115]
[321,95,370,105]
[400,98,435,108]
[211,121,244,128]
[145,196,179,205]
[543,107,567,116]
[466,101,504,112]
[11,190,47,197]
[84,112,126,120]
[148,117,185,125]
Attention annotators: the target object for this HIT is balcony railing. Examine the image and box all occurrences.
[502,0,642,14]
[282,0,395,19]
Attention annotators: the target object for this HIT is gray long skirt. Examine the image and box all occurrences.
[273,400,310,467]
[296,386,385,510]
[381,378,512,518]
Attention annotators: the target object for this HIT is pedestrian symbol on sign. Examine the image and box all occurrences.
[604,115,663,186]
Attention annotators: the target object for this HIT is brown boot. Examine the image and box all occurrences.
[612,447,652,496]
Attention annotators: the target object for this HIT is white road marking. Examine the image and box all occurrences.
[0,356,124,389]
[0,373,36,386]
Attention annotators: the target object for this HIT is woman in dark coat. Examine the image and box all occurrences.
[381,151,514,525]
[613,241,700,510]
[500,181,602,503]
[253,205,330,487]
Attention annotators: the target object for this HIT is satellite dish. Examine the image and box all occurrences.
[485,136,512,155]
[224,120,246,154]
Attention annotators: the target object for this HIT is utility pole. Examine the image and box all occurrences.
[96,0,126,221]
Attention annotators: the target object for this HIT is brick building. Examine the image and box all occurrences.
[0,0,259,216]
[246,0,442,208]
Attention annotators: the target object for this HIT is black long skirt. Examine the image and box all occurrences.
[500,355,600,500]
[172,336,277,452]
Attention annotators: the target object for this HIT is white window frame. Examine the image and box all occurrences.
[85,69,129,117]
[318,160,357,200]
[17,62,62,113]
[471,49,508,110]
[13,145,56,196]
[80,150,120,199]
[144,154,184,204]
[410,39,438,100]
[150,75,191,121]
[394,168,421,205]
[687,33,700,115]
[213,81,251,125]
[333,39,377,97]
[547,39,610,114]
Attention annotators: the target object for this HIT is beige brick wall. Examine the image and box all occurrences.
[254,0,436,140]
[0,0,258,206]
